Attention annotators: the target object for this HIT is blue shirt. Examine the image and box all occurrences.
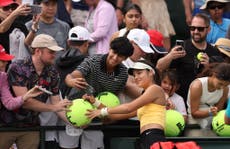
[206,18,230,44]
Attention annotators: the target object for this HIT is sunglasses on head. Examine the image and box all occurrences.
[2,3,18,11]
[208,4,225,10]
[189,26,208,32]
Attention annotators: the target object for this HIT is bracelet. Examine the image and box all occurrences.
[92,99,101,108]
[100,107,109,117]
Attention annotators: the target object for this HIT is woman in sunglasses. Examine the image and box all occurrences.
[0,0,31,53]
[0,0,31,33]
[200,0,230,44]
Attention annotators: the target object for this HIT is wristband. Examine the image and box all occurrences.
[92,99,101,108]
[208,108,213,117]
[226,99,230,118]
[100,107,108,117]
[31,24,39,33]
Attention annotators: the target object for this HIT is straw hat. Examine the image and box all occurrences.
[215,38,230,58]
[200,0,229,9]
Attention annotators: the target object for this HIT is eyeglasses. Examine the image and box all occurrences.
[2,3,18,11]
[208,5,225,10]
[189,26,209,32]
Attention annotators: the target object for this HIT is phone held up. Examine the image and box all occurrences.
[176,40,185,51]
[30,5,42,15]
[22,0,41,15]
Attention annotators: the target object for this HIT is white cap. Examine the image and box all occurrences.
[128,61,154,75]
[68,26,93,41]
[72,0,81,2]
[127,29,154,54]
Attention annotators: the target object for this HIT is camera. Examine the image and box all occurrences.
[176,40,185,51]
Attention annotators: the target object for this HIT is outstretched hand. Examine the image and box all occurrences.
[22,86,43,101]
[82,94,96,104]
[86,109,101,120]
[54,99,72,112]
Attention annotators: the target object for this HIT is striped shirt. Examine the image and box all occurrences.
[77,54,128,95]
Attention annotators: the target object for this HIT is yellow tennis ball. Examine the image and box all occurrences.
[165,110,185,137]
[66,99,94,127]
[197,52,203,61]
[96,92,120,108]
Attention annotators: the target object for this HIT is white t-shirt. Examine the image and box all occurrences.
[168,93,187,116]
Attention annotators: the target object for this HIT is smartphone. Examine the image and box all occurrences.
[176,40,185,51]
[29,5,42,15]
[37,86,53,95]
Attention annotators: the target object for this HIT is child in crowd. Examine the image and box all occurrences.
[160,69,187,122]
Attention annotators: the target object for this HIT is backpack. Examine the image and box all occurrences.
[150,141,201,149]
[55,48,86,98]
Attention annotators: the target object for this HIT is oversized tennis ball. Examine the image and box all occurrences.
[212,110,230,136]
[96,92,120,108]
[66,99,94,127]
[197,52,203,61]
[165,110,185,137]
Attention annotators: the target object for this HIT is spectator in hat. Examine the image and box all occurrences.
[56,26,92,98]
[131,0,176,51]
[200,0,230,44]
[0,44,14,72]
[215,38,230,63]
[0,0,31,33]
[56,26,93,149]
[146,29,168,65]
[0,44,48,117]
[0,0,31,54]
[1,34,72,149]
[84,59,166,149]
[156,13,222,103]
[123,28,154,68]
[118,28,154,122]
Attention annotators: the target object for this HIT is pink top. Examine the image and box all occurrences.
[0,72,23,110]
[87,0,118,54]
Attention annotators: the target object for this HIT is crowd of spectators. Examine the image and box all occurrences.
[0,0,230,149]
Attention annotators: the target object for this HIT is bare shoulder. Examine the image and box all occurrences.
[190,79,202,90]
[147,84,164,92]
[145,84,165,97]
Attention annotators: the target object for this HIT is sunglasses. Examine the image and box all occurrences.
[189,26,208,32]
[2,3,18,11]
[208,5,225,10]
